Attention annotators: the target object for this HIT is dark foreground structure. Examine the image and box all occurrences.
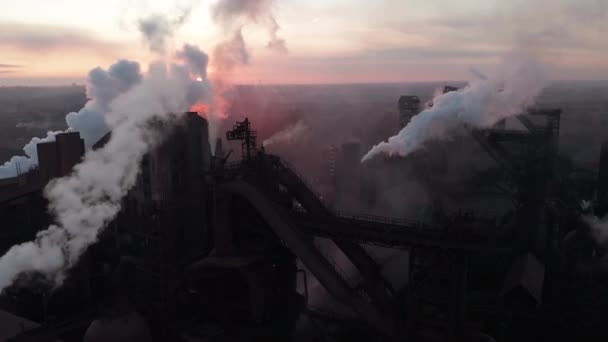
[0,102,607,341]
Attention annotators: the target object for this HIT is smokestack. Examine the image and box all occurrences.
[0,44,213,292]
[362,50,545,162]
[263,120,308,147]
[0,60,142,179]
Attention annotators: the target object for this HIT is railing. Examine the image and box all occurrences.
[331,210,434,231]
[220,156,439,232]
[275,158,330,207]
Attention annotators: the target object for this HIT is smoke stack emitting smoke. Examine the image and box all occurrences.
[362,50,546,162]
[583,215,608,248]
[0,45,211,291]
[0,60,143,178]
[0,0,289,293]
[204,0,286,150]
[263,120,309,147]
[0,0,286,292]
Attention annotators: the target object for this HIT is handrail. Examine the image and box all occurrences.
[275,157,329,207]
[331,210,434,230]
[217,156,498,237]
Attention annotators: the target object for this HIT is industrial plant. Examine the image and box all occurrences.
[0,90,607,342]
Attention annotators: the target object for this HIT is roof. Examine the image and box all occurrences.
[398,95,420,104]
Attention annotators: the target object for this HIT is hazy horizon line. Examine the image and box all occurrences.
[1,79,607,89]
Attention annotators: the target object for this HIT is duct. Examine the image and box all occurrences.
[217,180,395,336]
[272,159,396,312]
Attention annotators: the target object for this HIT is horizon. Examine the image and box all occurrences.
[2,79,608,88]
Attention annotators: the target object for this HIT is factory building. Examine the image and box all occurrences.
[398,95,421,128]
[1,101,608,342]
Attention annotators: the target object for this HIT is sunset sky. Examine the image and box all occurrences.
[0,0,607,85]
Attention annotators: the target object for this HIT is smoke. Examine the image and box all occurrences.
[362,50,545,162]
[177,43,209,79]
[212,28,250,72]
[267,16,287,53]
[202,0,288,152]
[583,215,608,247]
[211,0,288,54]
[0,45,211,291]
[212,0,274,24]
[0,132,61,178]
[263,120,309,147]
[67,60,143,145]
[138,15,173,54]
[469,66,488,80]
[0,60,142,179]
[137,6,193,54]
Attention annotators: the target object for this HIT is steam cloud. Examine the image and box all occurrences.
[0,1,285,291]
[212,0,288,54]
[582,215,608,248]
[267,16,287,53]
[0,4,203,179]
[0,0,291,292]
[206,0,286,151]
[137,6,192,54]
[362,50,545,162]
[0,44,211,291]
[204,0,288,151]
[0,60,142,179]
[213,28,250,72]
[263,120,309,147]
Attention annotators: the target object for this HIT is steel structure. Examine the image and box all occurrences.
[5,105,608,342]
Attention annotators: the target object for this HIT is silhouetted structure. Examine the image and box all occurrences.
[1,102,608,342]
[398,96,421,128]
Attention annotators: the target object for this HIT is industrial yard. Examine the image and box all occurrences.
[0,81,607,341]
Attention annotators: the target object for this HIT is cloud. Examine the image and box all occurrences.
[0,22,123,53]
[211,0,275,24]
[388,1,608,53]
[212,0,288,54]
[212,28,250,72]
[358,47,498,62]
[138,15,173,54]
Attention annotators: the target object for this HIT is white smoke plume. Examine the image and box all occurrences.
[213,28,250,72]
[267,16,287,53]
[212,0,288,54]
[263,120,309,147]
[212,0,274,23]
[362,50,545,162]
[582,215,608,248]
[0,44,211,291]
[203,0,288,152]
[138,15,174,53]
[0,7,201,180]
[177,43,210,79]
[137,5,193,54]
[0,60,142,179]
